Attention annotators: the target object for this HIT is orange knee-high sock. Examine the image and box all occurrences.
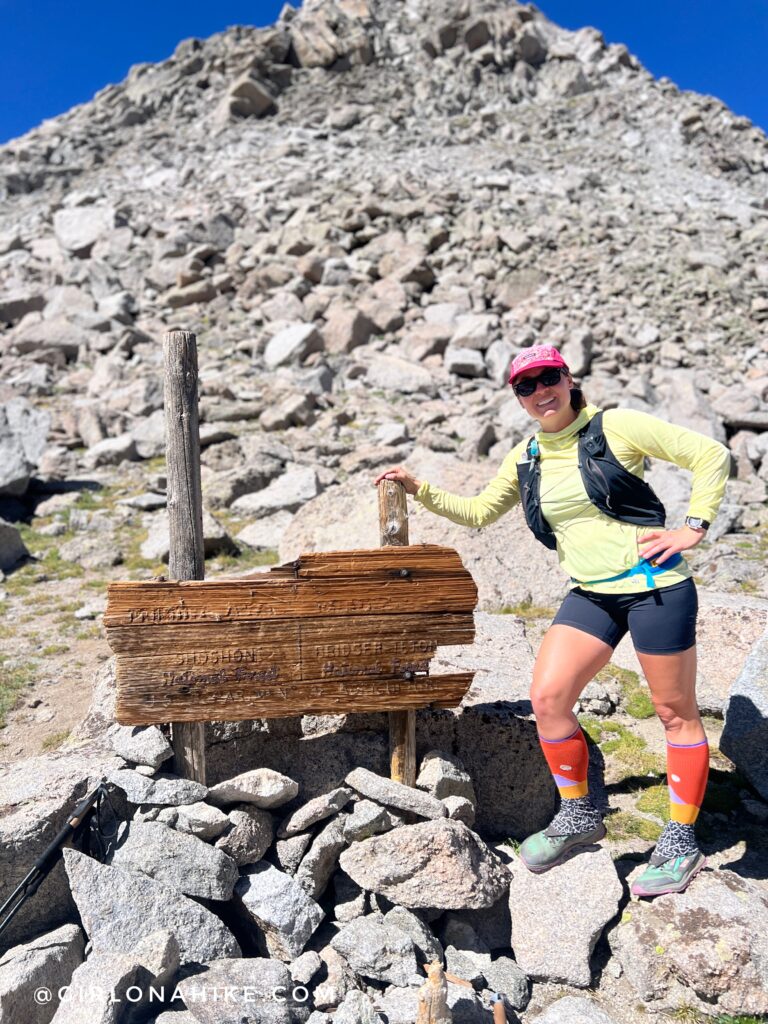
[667,738,709,824]
[538,726,589,799]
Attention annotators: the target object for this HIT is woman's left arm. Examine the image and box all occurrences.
[604,408,732,564]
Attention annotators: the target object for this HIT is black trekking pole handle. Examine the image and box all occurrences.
[0,779,108,940]
[32,780,108,871]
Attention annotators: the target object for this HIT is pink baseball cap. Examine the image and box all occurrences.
[508,344,569,386]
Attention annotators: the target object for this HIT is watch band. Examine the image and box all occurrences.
[685,516,710,531]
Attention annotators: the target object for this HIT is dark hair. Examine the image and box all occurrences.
[570,385,587,411]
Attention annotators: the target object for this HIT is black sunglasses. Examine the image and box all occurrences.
[512,367,567,397]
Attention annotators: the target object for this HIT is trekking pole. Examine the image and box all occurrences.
[0,779,110,940]
[490,993,508,1023]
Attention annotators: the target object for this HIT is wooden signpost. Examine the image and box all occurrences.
[105,545,477,724]
[116,330,479,787]
[164,330,206,782]
[379,474,417,785]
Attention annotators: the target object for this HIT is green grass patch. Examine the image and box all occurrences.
[596,664,641,689]
[713,1016,768,1024]
[16,525,81,576]
[597,663,655,719]
[493,600,556,620]
[668,1011,768,1024]
[579,716,604,744]
[740,579,761,594]
[10,532,85,586]
[636,783,669,821]
[39,549,84,581]
[118,526,164,576]
[601,728,665,775]
[667,1008,704,1023]
[625,689,656,719]
[41,643,70,657]
[74,625,101,640]
[70,491,101,512]
[40,730,70,752]
[2,566,36,597]
[17,523,55,548]
[0,659,38,728]
[210,548,280,573]
[605,811,662,843]
[580,718,665,781]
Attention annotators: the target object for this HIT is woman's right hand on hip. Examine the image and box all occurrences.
[374,466,422,495]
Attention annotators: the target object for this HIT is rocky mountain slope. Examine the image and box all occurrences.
[1,4,768,1021]
[1,0,767,740]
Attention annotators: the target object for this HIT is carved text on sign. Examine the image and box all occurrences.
[105,546,477,725]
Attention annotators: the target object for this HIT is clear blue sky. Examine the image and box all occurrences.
[1,1,766,146]
[537,1,767,132]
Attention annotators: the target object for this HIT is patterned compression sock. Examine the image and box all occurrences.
[652,820,700,862]
[652,737,709,862]
[545,795,602,837]
[538,726,601,836]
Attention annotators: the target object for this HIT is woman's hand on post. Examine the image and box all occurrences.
[638,526,706,564]
[374,466,422,496]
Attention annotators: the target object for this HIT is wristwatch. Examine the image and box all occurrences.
[685,516,710,532]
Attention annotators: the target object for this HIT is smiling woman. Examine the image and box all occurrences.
[375,342,731,899]
[508,345,587,426]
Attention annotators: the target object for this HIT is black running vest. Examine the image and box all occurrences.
[516,411,667,551]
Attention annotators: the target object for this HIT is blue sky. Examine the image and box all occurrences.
[537,1,767,131]
[1,1,766,145]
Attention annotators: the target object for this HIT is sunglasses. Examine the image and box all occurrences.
[512,367,567,397]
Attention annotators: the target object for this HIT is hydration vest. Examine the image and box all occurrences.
[516,410,667,551]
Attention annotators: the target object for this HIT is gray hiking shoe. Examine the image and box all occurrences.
[631,849,706,897]
[519,821,606,873]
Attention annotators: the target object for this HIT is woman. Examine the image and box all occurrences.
[375,344,731,897]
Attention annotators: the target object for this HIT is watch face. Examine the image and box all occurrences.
[686,517,707,529]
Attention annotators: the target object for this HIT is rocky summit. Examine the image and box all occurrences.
[1,2,768,1023]
[1,0,767,585]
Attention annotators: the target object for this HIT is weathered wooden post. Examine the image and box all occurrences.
[378,479,416,786]
[164,330,206,783]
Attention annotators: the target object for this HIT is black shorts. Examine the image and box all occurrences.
[552,578,698,654]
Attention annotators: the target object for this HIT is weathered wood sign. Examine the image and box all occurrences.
[105,545,478,725]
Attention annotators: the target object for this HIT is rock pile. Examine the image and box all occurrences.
[1,741,524,1023]
[2,721,768,1023]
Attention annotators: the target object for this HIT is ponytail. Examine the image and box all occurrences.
[570,386,587,412]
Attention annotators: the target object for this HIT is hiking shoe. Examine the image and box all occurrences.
[519,821,606,873]
[631,850,706,897]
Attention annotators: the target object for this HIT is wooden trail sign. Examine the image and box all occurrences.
[105,545,478,725]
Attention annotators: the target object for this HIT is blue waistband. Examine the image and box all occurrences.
[572,553,683,589]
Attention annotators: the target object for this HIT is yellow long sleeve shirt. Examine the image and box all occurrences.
[415,405,731,594]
